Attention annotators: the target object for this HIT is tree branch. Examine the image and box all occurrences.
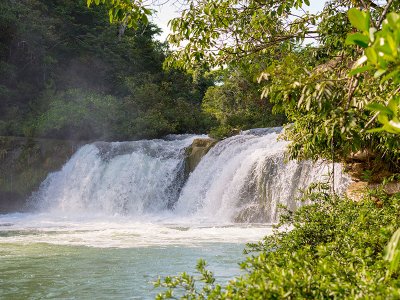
[377,0,394,28]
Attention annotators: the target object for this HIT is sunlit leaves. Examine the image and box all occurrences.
[348,8,370,32]
[347,10,400,136]
[346,32,370,48]
[87,0,153,29]
[348,11,400,81]
[164,0,319,70]
[385,228,400,274]
[366,97,400,134]
[156,186,400,299]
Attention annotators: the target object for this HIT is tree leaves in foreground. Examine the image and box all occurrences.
[155,184,400,299]
[346,9,400,134]
[163,0,400,169]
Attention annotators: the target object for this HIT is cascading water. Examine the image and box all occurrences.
[174,128,349,223]
[30,135,200,217]
[29,128,350,223]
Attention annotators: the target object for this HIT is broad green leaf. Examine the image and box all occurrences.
[348,8,370,32]
[366,127,385,133]
[388,97,400,115]
[366,102,393,115]
[386,13,400,30]
[378,113,390,124]
[349,65,373,76]
[365,48,378,64]
[345,33,369,48]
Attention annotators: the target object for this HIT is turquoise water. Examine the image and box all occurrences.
[0,214,272,299]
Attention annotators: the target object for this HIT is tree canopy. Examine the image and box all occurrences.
[88,0,399,169]
[0,0,216,140]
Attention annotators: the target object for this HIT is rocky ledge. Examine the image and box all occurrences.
[185,138,217,175]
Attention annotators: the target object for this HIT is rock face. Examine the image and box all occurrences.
[344,149,400,200]
[0,136,83,212]
[185,138,217,175]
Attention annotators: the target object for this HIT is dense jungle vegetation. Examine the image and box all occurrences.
[0,0,283,141]
[86,0,400,298]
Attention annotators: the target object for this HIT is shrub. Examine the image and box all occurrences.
[155,185,400,299]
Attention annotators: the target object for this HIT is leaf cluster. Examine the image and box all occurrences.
[347,9,400,134]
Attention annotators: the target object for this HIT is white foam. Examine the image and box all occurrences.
[0,213,272,248]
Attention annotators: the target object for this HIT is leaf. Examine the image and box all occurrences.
[365,48,378,65]
[345,33,369,48]
[349,65,373,76]
[109,9,113,23]
[386,13,400,30]
[365,102,393,115]
[348,8,370,32]
[389,97,400,115]
[366,127,385,133]
[374,69,387,78]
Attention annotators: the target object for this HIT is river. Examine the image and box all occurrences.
[0,129,349,299]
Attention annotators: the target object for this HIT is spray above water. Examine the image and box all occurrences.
[30,129,350,223]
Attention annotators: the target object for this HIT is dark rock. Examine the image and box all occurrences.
[0,136,84,212]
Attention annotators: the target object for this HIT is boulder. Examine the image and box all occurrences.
[185,138,217,174]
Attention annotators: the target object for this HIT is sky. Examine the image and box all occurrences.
[151,0,327,41]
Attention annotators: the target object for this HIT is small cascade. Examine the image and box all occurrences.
[30,129,350,223]
[174,128,349,223]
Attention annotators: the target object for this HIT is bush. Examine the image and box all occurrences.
[155,185,400,299]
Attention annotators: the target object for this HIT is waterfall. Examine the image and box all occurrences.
[30,135,200,217]
[30,129,350,223]
[174,128,349,223]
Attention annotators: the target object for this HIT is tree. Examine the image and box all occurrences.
[0,0,214,140]
[91,0,399,169]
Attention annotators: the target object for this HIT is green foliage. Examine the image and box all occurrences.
[203,64,286,139]
[346,9,400,279]
[87,0,153,29]
[0,0,214,140]
[156,186,400,299]
[29,89,120,140]
[385,227,400,274]
[347,10,400,134]
[154,259,216,299]
[165,0,322,70]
